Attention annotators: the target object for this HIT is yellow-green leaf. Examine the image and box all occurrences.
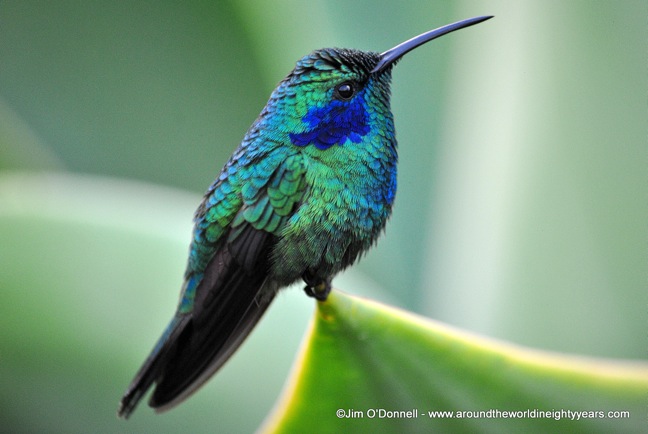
[263,291,647,433]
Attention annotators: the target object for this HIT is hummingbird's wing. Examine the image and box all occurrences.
[148,223,274,411]
[118,151,307,418]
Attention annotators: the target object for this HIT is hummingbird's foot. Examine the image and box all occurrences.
[303,281,331,301]
[302,273,331,301]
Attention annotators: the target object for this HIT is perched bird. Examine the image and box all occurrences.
[118,15,492,418]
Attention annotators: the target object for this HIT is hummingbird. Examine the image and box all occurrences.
[118,15,492,418]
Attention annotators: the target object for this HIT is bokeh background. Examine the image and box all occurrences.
[1,1,644,432]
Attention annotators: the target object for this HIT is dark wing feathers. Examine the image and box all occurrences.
[119,224,274,418]
[227,221,271,273]
[118,152,307,418]
[150,225,273,410]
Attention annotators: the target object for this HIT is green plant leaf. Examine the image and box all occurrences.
[262,290,647,433]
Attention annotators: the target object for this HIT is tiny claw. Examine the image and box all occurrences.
[303,281,331,301]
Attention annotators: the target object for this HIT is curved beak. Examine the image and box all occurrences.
[371,15,494,74]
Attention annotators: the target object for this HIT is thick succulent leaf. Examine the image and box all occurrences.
[263,291,647,433]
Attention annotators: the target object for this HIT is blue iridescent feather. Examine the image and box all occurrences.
[290,93,371,150]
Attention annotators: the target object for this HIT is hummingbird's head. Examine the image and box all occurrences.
[277,48,393,151]
[257,16,493,153]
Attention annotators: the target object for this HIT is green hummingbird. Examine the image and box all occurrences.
[118,15,492,418]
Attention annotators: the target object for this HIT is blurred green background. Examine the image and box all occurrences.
[0,1,645,432]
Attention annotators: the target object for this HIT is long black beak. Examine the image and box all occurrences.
[371,15,493,74]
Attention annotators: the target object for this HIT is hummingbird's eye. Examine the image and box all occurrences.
[334,81,355,101]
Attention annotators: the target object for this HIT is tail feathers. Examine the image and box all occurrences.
[118,225,276,417]
[117,316,187,419]
[149,288,275,411]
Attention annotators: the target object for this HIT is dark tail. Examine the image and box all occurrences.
[117,316,188,418]
[118,225,276,418]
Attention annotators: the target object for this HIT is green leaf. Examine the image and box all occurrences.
[263,290,648,433]
[0,98,63,170]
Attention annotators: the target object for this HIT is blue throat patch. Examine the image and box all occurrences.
[290,96,370,150]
